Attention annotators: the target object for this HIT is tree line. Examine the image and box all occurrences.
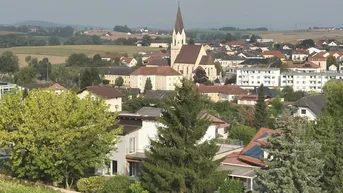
[218,26,268,31]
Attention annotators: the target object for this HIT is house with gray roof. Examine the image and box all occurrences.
[293,94,326,120]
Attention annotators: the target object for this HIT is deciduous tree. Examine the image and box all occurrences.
[0,89,121,189]
[115,77,124,87]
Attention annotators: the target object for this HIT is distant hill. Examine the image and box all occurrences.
[14,20,106,30]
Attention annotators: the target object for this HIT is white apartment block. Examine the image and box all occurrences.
[280,72,343,92]
[236,68,343,92]
[236,68,281,88]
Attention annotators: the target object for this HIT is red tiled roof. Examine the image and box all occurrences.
[222,152,252,166]
[120,57,133,64]
[309,52,327,61]
[294,61,320,68]
[196,84,248,95]
[262,50,285,58]
[293,49,308,55]
[131,66,181,76]
[174,45,202,64]
[237,95,258,101]
[238,128,280,166]
[79,86,124,99]
[199,55,214,65]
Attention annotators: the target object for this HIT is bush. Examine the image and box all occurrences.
[129,181,149,193]
[220,179,245,193]
[102,175,132,193]
[229,125,257,145]
[77,176,108,193]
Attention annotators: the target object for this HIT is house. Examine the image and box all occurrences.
[195,84,248,102]
[21,82,67,95]
[219,128,279,191]
[96,107,235,177]
[130,66,183,92]
[77,86,124,112]
[307,47,325,55]
[290,62,321,73]
[101,54,117,61]
[144,90,175,100]
[308,52,327,71]
[142,51,169,62]
[262,50,285,60]
[149,40,169,48]
[225,41,246,48]
[214,55,245,71]
[120,57,137,68]
[98,67,133,87]
[170,6,217,81]
[0,82,18,99]
[144,57,169,67]
[293,95,326,120]
[292,49,308,62]
[329,64,338,71]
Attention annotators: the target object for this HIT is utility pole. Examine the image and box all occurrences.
[78,73,81,89]
[46,63,49,81]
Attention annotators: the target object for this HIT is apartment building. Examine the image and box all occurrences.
[236,68,281,89]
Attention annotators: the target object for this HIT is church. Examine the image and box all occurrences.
[170,5,218,81]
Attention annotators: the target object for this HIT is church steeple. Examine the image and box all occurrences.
[171,3,187,66]
[174,4,184,34]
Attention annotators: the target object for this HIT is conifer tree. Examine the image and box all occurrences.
[253,84,267,130]
[256,116,324,193]
[144,77,152,93]
[141,79,227,193]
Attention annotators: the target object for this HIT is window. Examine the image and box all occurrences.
[129,137,136,153]
[301,109,306,114]
[129,162,139,177]
[112,160,118,174]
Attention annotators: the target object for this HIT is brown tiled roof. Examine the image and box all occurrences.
[199,55,214,65]
[309,52,327,61]
[147,57,169,66]
[196,84,248,95]
[174,5,184,34]
[262,50,285,58]
[120,57,133,64]
[131,66,181,76]
[237,95,259,101]
[222,152,252,166]
[49,83,66,90]
[293,49,309,54]
[174,45,202,64]
[79,86,124,99]
[295,62,320,68]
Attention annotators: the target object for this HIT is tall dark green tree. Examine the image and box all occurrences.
[80,68,101,89]
[309,81,343,192]
[256,116,324,193]
[193,67,209,84]
[144,78,153,93]
[253,84,268,130]
[141,79,227,193]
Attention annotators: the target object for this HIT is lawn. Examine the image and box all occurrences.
[0,45,161,67]
[0,180,59,193]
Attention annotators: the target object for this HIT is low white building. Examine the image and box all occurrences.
[150,42,169,48]
[292,50,308,62]
[236,68,281,89]
[0,82,17,98]
[120,57,137,68]
[77,86,124,112]
[96,108,233,177]
[215,56,245,71]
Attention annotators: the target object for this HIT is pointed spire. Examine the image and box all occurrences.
[174,3,184,34]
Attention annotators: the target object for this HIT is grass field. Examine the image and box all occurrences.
[0,45,162,67]
[0,180,59,193]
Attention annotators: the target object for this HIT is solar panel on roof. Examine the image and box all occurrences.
[255,133,268,141]
[243,145,264,159]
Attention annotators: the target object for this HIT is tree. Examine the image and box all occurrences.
[36,57,52,80]
[93,54,102,62]
[214,61,225,77]
[256,116,324,193]
[144,78,153,93]
[297,39,315,49]
[281,86,305,102]
[0,89,121,189]
[249,34,258,43]
[0,51,19,73]
[142,35,152,46]
[189,38,195,45]
[220,179,245,193]
[102,175,132,193]
[326,55,337,69]
[113,25,132,33]
[193,67,209,84]
[66,53,90,66]
[253,84,268,130]
[129,181,149,193]
[309,81,343,192]
[224,33,234,42]
[48,36,60,46]
[14,67,37,85]
[80,68,101,89]
[115,77,124,87]
[141,79,227,193]
[22,88,29,99]
[229,125,256,145]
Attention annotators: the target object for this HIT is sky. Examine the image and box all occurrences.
[1,0,343,30]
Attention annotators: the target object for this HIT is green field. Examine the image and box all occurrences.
[0,45,161,57]
[0,180,59,193]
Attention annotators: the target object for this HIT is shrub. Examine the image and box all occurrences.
[102,175,132,193]
[129,181,149,193]
[220,179,245,193]
[77,176,108,193]
[229,125,257,145]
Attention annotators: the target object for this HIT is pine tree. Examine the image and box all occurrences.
[144,77,152,93]
[141,79,227,193]
[253,84,268,130]
[256,116,324,193]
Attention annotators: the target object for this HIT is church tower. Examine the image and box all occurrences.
[170,4,186,66]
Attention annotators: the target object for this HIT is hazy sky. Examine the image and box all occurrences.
[1,0,343,30]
